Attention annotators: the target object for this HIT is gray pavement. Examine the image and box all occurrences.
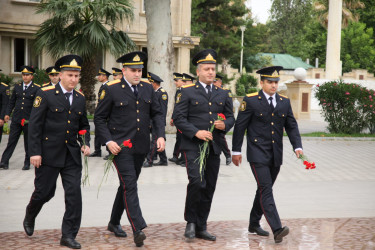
[0,119,374,233]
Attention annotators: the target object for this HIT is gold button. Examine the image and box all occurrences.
[271,122,274,126]
[272,140,275,143]
[65,140,68,143]
[272,131,274,134]
[23,98,25,100]
[67,130,69,133]
[137,128,140,131]
[220,102,222,105]
[272,113,274,116]
[210,121,213,124]
[56,109,58,111]
[120,102,123,105]
[254,139,258,142]
[136,101,139,104]
[137,119,140,122]
[23,93,25,95]
[21,107,23,109]
[260,113,263,116]
[79,112,82,115]
[69,111,71,114]
[209,112,212,115]
[68,120,70,123]
[22,102,24,105]
[45,137,48,140]
[282,114,285,117]
[209,102,212,105]
[137,110,139,113]
[196,102,198,104]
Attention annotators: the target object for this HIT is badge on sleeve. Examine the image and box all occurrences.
[99,90,106,100]
[240,100,246,111]
[162,94,167,100]
[228,92,232,97]
[176,93,182,103]
[33,96,42,108]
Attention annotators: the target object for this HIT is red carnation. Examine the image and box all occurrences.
[21,119,26,127]
[78,130,87,135]
[218,113,226,120]
[123,139,133,148]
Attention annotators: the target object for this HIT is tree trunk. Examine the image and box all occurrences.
[80,56,97,115]
[144,0,175,133]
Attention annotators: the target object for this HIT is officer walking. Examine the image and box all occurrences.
[143,72,168,168]
[231,66,303,244]
[213,74,232,165]
[23,55,90,249]
[112,67,123,80]
[168,72,184,165]
[94,51,165,247]
[89,68,111,158]
[173,49,235,241]
[0,71,10,144]
[0,66,40,170]
[43,66,60,87]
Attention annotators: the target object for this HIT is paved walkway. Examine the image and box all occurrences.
[0,118,374,248]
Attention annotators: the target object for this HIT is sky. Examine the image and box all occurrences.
[245,0,272,24]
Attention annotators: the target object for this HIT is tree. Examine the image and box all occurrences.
[34,0,135,113]
[191,0,248,73]
[356,0,375,39]
[341,22,375,73]
[144,0,175,132]
[313,0,365,28]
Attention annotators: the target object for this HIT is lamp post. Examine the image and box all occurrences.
[240,25,246,74]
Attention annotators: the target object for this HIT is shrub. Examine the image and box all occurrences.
[235,74,258,96]
[33,68,49,86]
[315,81,375,134]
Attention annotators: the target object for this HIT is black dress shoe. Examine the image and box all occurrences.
[23,215,35,236]
[22,165,30,170]
[226,157,231,165]
[143,162,153,168]
[168,157,178,163]
[133,231,146,247]
[107,222,127,237]
[103,155,110,160]
[248,225,269,236]
[184,223,196,239]
[60,237,81,249]
[0,163,8,169]
[274,226,289,243]
[89,151,102,157]
[153,161,168,166]
[196,230,216,241]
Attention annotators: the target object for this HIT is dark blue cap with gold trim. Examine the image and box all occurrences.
[173,72,183,80]
[215,74,223,81]
[46,66,60,75]
[148,72,163,84]
[20,65,35,74]
[112,67,122,75]
[55,55,83,71]
[256,66,283,81]
[192,49,217,66]
[116,51,147,69]
[182,73,195,81]
[98,68,111,77]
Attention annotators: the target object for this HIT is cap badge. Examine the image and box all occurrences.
[70,59,78,67]
[133,55,141,62]
[272,70,278,77]
[205,54,214,61]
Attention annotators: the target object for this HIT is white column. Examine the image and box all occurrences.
[325,0,343,79]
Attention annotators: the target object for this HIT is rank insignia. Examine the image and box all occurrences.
[162,94,167,100]
[33,96,42,107]
[176,93,182,103]
[228,92,232,97]
[240,101,246,111]
[99,90,106,100]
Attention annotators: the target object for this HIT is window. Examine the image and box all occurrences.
[142,0,145,13]
[13,38,40,72]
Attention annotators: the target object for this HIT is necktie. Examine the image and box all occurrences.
[24,85,27,91]
[132,85,138,97]
[269,97,274,111]
[65,92,72,106]
[206,85,211,99]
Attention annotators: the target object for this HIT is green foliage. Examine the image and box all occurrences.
[33,69,50,86]
[0,73,15,87]
[356,0,375,39]
[191,0,248,63]
[315,81,375,134]
[341,22,375,73]
[235,74,258,96]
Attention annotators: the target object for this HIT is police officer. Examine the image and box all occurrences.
[143,72,168,168]
[112,67,123,80]
[173,49,235,241]
[168,72,184,165]
[0,72,10,144]
[213,74,232,165]
[182,73,195,85]
[231,66,303,244]
[89,68,111,157]
[0,66,40,170]
[23,55,90,249]
[43,66,60,87]
[94,51,165,247]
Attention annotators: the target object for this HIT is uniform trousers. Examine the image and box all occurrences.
[1,122,29,165]
[146,129,167,164]
[249,162,282,232]
[26,150,82,239]
[218,133,231,159]
[172,131,182,159]
[111,151,147,233]
[93,129,102,153]
[0,124,3,143]
[182,147,220,231]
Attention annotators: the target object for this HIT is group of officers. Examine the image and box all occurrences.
[0,48,304,249]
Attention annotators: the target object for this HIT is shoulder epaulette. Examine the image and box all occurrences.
[1,82,8,87]
[42,85,55,91]
[246,92,258,97]
[76,90,84,96]
[42,83,50,87]
[279,94,289,99]
[223,87,229,90]
[107,79,121,86]
[182,84,195,88]
[142,80,151,85]
[161,88,166,92]
[34,83,41,87]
